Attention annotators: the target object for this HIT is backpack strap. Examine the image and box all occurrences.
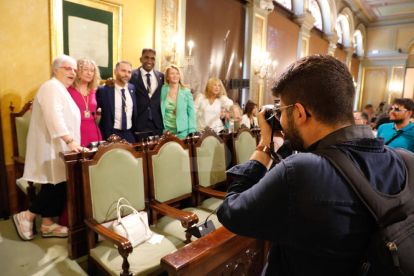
[313,148,414,228]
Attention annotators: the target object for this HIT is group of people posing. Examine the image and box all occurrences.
[12,48,258,241]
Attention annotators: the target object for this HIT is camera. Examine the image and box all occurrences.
[260,99,283,131]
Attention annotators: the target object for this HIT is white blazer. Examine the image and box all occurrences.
[241,114,258,129]
[194,94,233,132]
[23,78,81,185]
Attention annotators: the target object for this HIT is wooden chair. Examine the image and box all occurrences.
[9,101,40,210]
[81,135,186,276]
[146,131,222,244]
[190,127,228,212]
[232,125,258,165]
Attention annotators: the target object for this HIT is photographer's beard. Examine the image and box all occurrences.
[390,118,405,125]
[283,115,306,152]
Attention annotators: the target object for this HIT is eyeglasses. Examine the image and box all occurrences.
[274,104,312,120]
[60,66,79,73]
[389,106,407,112]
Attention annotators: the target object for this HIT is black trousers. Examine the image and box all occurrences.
[135,119,163,142]
[29,182,66,218]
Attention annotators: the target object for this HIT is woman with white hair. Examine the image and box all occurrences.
[13,54,85,241]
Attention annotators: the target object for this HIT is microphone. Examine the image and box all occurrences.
[134,130,159,142]
[185,207,217,238]
[87,111,104,148]
[224,30,230,42]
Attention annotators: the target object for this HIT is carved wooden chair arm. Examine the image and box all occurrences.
[84,218,133,254]
[195,186,226,200]
[146,200,199,228]
[12,156,25,164]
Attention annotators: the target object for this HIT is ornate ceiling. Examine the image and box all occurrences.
[346,0,414,25]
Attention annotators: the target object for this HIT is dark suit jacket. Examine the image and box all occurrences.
[96,83,137,140]
[129,67,164,131]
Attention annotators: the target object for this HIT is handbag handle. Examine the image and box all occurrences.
[117,197,132,211]
[117,204,151,233]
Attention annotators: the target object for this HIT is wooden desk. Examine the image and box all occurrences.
[161,227,266,276]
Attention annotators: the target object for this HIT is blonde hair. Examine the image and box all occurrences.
[72,58,101,92]
[204,78,227,99]
[164,64,189,89]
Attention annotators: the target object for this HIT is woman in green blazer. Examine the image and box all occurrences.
[160,64,196,139]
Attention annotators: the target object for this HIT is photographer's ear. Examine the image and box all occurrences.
[295,103,309,126]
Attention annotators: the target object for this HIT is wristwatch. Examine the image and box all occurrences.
[255,145,282,163]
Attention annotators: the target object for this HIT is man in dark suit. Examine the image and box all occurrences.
[96,61,137,143]
[129,49,164,141]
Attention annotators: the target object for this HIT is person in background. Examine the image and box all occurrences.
[160,64,196,139]
[13,54,85,241]
[220,107,230,130]
[68,58,102,146]
[353,110,369,125]
[377,98,414,152]
[97,61,137,143]
[241,100,258,129]
[194,78,241,133]
[363,104,375,123]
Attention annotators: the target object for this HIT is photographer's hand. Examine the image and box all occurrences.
[250,108,284,170]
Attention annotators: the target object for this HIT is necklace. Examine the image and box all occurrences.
[115,87,128,113]
[78,89,90,118]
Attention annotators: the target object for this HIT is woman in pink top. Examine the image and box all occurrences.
[67,58,102,147]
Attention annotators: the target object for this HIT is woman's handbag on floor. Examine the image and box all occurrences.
[112,197,152,247]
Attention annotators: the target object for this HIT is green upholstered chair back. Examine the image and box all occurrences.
[235,131,256,164]
[15,111,31,159]
[88,148,146,223]
[196,136,226,187]
[151,141,192,203]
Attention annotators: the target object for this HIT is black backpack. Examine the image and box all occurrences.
[314,148,414,276]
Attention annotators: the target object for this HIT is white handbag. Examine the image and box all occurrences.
[112,197,152,247]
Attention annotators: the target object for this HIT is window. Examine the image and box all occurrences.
[275,0,292,10]
[309,0,323,31]
[336,21,343,44]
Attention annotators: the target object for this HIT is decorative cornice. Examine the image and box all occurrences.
[293,12,315,31]
[323,32,339,45]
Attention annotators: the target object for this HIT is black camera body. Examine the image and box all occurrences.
[261,99,283,131]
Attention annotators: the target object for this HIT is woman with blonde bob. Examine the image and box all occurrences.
[194,78,241,132]
[68,58,102,147]
[160,64,196,138]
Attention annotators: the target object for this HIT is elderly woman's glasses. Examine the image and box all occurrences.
[60,66,79,73]
[389,106,407,112]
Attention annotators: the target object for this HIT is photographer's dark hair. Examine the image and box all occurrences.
[393,98,414,112]
[271,55,355,126]
[244,100,257,117]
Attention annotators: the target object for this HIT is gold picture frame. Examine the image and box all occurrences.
[49,0,122,76]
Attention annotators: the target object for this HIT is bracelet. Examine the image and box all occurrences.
[255,145,273,159]
[66,138,74,145]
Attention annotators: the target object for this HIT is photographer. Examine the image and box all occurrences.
[217,55,407,276]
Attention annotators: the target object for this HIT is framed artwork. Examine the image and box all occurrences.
[50,0,122,79]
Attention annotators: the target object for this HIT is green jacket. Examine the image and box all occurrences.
[160,84,196,138]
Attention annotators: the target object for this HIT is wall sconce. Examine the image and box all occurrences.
[164,36,194,70]
[254,52,277,80]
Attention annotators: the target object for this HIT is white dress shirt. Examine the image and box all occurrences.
[194,94,234,132]
[23,78,81,184]
[114,82,133,130]
[241,114,258,128]
[140,67,158,98]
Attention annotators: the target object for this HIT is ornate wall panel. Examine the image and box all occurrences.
[160,0,181,73]
[389,67,403,103]
[250,15,265,105]
[360,68,388,109]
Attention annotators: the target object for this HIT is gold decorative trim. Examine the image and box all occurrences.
[49,0,122,70]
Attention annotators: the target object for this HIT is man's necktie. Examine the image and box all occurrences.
[146,73,153,120]
[121,88,127,130]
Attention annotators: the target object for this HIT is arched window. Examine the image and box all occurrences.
[275,0,292,10]
[336,21,343,44]
[309,0,323,31]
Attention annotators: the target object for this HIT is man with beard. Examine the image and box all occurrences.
[377,98,414,152]
[217,55,407,276]
[96,61,137,143]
